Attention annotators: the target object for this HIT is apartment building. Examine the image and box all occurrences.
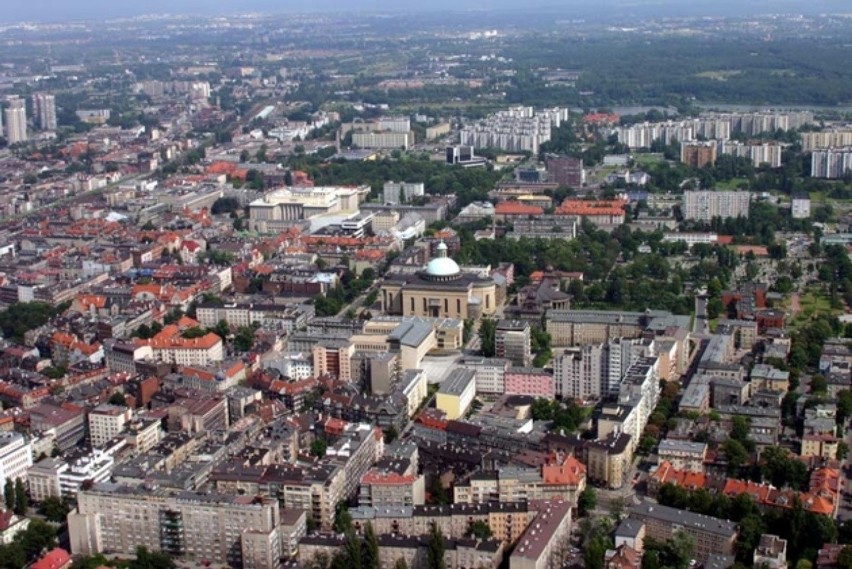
[460,106,569,155]
[717,141,783,168]
[353,131,413,150]
[791,192,811,219]
[629,502,737,559]
[509,500,573,569]
[681,142,717,169]
[88,404,132,448]
[359,469,426,508]
[454,455,586,506]
[135,325,224,366]
[554,337,645,400]
[801,130,852,151]
[683,190,751,221]
[69,483,283,569]
[0,432,33,485]
[811,148,852,179]
[657,439,708,473]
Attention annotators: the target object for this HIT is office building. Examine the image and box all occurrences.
[495,320,532,367]
[88,404,132,448]
[683,190,751,221]
[383,182,425,205]
[545,155,584,187]
[0,432,33,486]
[352,131,413,150]
[4,97,27,144]
[32,93,57,131]
[69,483,283,569]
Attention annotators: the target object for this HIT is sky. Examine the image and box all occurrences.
[0,0,846,24]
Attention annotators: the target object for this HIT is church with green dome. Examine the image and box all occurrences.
[380,242,498,320]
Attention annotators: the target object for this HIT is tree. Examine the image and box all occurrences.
[19,519,56,561]
[363,522,379,569]
[837,546,852,569]
[333,502,352,534]
[466,520,492,539]
[3,479,12,510]
[13,478,26,515]
[37,496,69,523]
[128,545,176,569]
[761,446,807,490]
[722,438,747,476]
[108,392,126,406]
[706,297,725,319]
[310,438,328,458]
[811,374,827,394]
[427,523,446,569]
[394,559,409,569]
[478,319,496,356]
[578,487,597,517]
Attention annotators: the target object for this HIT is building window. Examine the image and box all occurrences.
[410,297,415,312]
[444,299,448,313]
[457,299,462,314]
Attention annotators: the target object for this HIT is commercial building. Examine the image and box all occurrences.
[69,483,284,569]
[683,190,751,221]
[248,186,370,232]
[629,502,737,560]
[495,320,532,367]
[0,432,33,485]
[4,97,27,144]
[436,369,477,420]
[134,325,223,366]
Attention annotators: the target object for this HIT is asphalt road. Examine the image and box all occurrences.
[693,295,710,335]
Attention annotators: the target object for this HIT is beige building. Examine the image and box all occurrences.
[656,440,707,473]
[381,243,497,320]
[801,434,840,459]
[509,500,573,569]
[69,484,283,569]
[359,468,426,508]
[585,434,633,489]
[629,502,737,559]
[88,404,132,448]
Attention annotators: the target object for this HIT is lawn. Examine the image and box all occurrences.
[715,177,750,190]
[786,287,842,329]
[632,153,665,168]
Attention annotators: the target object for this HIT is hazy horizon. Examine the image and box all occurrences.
[2,0,849,24]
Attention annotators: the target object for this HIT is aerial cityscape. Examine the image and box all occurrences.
[0,2,850,569]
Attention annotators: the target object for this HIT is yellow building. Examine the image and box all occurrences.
[381,242,497,320]
[435,369,476,420]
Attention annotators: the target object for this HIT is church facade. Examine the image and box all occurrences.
[380,242,497,320]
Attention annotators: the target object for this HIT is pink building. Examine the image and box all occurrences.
[504,367,554,397]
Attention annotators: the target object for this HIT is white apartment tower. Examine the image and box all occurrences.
[32,93,57,131]
[4,97,27,144]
